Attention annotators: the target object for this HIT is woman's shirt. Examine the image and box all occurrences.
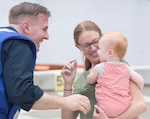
[73,70,96,119]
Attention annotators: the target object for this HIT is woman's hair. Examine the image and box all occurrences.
[9,2,51,24]
[73,20,102,70]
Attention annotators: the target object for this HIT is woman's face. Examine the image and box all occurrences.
[77,30,100,66]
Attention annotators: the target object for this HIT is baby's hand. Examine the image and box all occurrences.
[92,105,109,119]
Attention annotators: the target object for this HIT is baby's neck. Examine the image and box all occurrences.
[107,56,120,62]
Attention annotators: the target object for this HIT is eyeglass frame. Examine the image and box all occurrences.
[77,38,100,51]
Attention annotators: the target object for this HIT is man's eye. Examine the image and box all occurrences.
[93,40,99,43]
[43,28,48,32]
[43,29,47,32]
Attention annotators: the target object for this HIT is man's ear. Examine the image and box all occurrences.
[21,21,30,33]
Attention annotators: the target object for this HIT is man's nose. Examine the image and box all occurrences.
[44,32,49,40]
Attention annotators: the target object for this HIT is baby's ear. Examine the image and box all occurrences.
[109,48,115,57]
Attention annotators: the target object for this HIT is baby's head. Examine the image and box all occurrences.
[99,32,128,59]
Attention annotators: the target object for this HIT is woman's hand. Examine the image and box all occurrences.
[61,60,77,87]
[92,105,109,119]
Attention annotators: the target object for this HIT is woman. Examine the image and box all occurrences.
[61,20,147,119]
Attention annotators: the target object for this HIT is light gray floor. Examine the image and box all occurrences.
[18,85,150,119]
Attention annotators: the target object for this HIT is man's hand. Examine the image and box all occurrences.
[63,94,91,114]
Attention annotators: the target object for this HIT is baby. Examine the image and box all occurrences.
[87,32,144,119]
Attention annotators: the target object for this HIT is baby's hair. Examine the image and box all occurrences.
[102,32,128,59]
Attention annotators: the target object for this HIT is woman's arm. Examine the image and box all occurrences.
[61,60,80,119]
[61,90,79,119]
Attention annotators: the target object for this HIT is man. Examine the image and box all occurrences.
[0,2,90,119]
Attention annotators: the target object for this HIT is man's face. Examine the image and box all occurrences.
[28,14,49,51]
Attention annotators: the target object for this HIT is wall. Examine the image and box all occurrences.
[0,0,150,66]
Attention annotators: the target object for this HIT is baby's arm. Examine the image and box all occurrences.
[87,64,101,84]
[129,67,144,90]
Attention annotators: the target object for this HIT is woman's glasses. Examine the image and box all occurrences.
[78,38,100,51]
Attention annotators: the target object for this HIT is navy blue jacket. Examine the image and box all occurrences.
[0,27,43,119]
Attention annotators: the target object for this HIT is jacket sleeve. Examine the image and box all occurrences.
[2,39,43,111]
